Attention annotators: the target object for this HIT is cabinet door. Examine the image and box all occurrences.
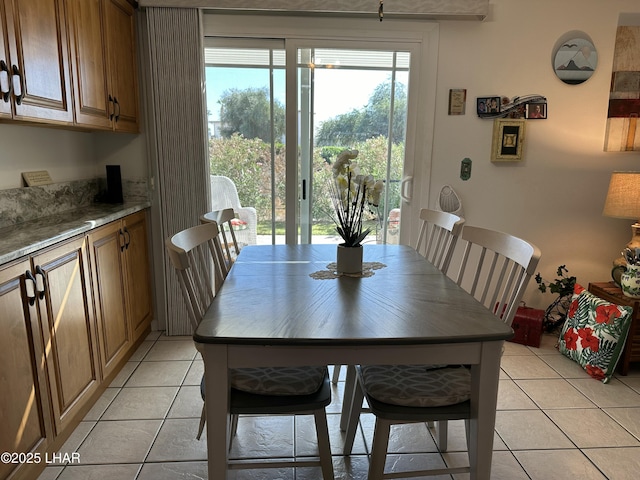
[4,0,74,124]
[105,0,138,133]
[0,260,53,480]
[32,236,100,434]
[88,220,131,379]
[123,210,153,341]
[0,2,12,118]
[66,0,112,129]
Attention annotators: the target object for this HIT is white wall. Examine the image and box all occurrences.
[430,0,640,308]
[0,123,147,190]
[0,123,96,189]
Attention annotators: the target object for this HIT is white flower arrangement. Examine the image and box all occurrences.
[330,149,383,247]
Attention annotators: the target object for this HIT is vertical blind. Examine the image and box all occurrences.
[142,7,210,335]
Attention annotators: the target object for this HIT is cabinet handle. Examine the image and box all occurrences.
[11,64,23,105]
[0,60,10,102]
[114,97,120,122]
[35,266,46,300]
[123,227,131,250]
[119,229,126,252]
[25,270,37,306]
[109,94,115,120]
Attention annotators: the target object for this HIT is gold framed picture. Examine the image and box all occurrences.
[491,119,526,161]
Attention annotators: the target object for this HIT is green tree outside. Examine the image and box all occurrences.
[210,83,405,233]
[218,87,285,142]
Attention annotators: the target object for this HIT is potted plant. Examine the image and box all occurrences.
[329,149,383,274]
[535,265,577,332]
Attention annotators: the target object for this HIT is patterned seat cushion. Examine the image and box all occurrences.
[231,366,327,395]
[360,364,471,407]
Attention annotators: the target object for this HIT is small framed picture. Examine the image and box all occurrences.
[477,96,500,117]
[491,119,526,161]
[448,89,467,115]
[526,102,547,119]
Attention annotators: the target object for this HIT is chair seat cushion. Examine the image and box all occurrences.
[360,364,471,407]
[230,366,327,395]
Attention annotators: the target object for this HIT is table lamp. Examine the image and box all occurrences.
[602,171,640,269]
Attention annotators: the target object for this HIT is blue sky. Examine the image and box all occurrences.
[205,66,397,125]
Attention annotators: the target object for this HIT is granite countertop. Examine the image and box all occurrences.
[0,201,151,265]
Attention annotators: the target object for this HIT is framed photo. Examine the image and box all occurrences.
[448,89,467,115]
[526,102,547,119]
[491,119,526,161]
[477,96,500,117]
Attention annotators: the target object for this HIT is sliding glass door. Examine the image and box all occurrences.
[294,46,409,245]
[203,15,434,246]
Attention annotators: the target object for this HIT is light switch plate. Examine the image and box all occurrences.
[460,158,472,180]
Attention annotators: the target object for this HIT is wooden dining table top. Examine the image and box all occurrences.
[193,243,513,347]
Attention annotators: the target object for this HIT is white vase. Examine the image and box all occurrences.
[336,244,363,274]
[621,264,640,298]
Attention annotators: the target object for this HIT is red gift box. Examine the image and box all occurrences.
[509,305,545,348]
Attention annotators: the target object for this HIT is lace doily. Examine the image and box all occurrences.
[310,262,387,280]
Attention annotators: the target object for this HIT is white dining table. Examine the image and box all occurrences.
[193,243,513,479]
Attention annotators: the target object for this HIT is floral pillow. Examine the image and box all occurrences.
[558,284,633,383]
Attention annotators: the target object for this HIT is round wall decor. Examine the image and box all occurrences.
[552,33,598,85]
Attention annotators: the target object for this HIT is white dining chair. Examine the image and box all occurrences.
[415,208,465,273]
[332,209,465,384]
[342,226,541,479]
[200,208,241,270]
[166,222,334,479]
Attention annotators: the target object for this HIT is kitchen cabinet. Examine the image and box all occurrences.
[88,210,152,379]
[123,211,154,341]
[32,236,100,435]
[0,0,74,124]
[66,0,139,132]
[0,260,54,480]
[0,235,98,480]
[0,208,152,480]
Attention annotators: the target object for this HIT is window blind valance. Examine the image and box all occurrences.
[138,0,488,21]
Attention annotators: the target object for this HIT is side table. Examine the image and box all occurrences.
[588,282,640,375]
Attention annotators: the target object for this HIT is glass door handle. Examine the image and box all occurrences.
[400,176,412,202]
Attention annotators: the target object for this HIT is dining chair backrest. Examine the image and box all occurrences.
[166,222,228,331]
[450,225,541,326]
[415,208,465,273]
[201,208,240,270]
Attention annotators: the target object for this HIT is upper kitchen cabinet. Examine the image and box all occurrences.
[0,2,11,119]
[66,0,139,132]
[0,0,74,124]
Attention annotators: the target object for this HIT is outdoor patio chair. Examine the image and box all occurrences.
[210,175,257,246]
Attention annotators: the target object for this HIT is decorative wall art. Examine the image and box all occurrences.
[491,119,526,162]
[476,95,547,119]
[477,96,501,117]
[526,102,547,119]
[552,35,598,85]
[604,24,640,152]
[448,89,467,115]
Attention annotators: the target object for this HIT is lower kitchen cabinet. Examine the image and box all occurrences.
[88,210,152,379]
[33,235,101,436]
[0,260,54,480]
[123,211,153,342]
[0,209,153,480]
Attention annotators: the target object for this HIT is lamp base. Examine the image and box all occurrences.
[611,222,640,286]
[613,222,640,267]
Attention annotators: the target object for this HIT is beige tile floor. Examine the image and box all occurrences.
[37,331,640,480]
